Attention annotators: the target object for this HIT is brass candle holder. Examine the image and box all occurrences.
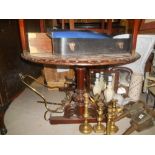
[79,93,93,134]
[106,100,119,135]
[93,100,105,133]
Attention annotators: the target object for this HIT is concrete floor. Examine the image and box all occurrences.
[4,82,155,135]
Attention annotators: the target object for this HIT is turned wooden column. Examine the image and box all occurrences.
[132,19,141,55]
[75,67,86,117]
[18,19,28,52]
[39,19,45,32]
[76,67,85,91]
[63,67,86,118]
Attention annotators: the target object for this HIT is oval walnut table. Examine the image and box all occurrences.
[21,52,140,124]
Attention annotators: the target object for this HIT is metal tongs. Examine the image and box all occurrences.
[19,73,72,120]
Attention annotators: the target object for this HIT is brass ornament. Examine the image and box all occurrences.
[79,93,93,134]
[93,100,105,133]
[106,100,119,135]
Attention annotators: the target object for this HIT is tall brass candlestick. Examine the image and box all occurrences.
[106,100,119,135]
[79,93,93,134]
[93,100,105,133]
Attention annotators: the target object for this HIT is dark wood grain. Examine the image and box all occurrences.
[21,52,140,67]
[0,20,42,134]
[132,19,141,54]
[18,19,29,51]
[140,20,155,30]
[49,116,103,124]
[40,20,45,32]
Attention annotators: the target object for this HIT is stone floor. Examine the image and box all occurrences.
[4,81,155,135]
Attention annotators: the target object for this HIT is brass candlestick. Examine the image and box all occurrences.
[79,93,93,134]
[106,100,119,135]
[93,100,105,133]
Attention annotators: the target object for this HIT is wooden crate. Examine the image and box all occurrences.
[43,66,75,89]
[28,32,75,88]
[28,32,52,53]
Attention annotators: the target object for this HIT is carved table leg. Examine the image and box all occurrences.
[0,111,7,135]
[64,67,85,118]
[49,67,99,124]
